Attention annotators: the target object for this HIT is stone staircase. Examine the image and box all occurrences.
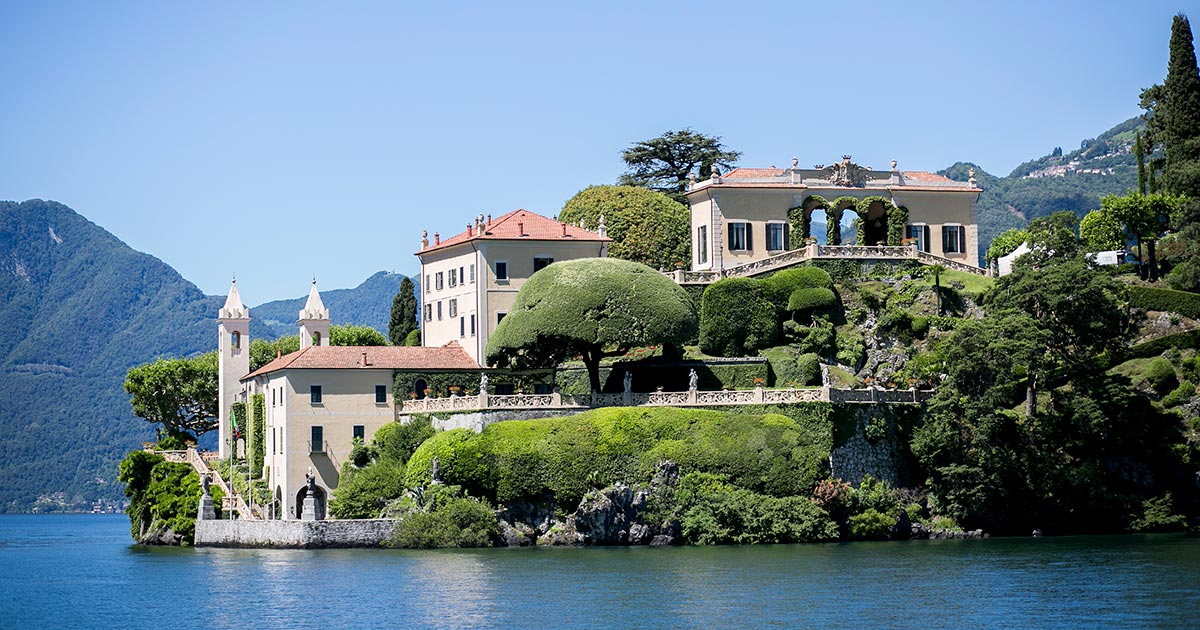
[154,447,257,520]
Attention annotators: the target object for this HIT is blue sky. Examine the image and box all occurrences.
[0,1,1189,302]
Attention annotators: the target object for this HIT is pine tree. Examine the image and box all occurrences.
[388,277,418,345]
[1163,14,1200,196]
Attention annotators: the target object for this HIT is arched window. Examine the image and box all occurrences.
[231,331,241,349]
[312,331,321,346]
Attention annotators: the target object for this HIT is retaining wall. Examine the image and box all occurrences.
[195,518,396,548]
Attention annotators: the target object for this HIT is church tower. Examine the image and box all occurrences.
[299,281,330,349]
[217,280,250,459]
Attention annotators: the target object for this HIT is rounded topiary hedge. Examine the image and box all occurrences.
[788,287,837,313]
[699,278,777,357]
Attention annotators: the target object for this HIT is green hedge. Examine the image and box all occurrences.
[405,406,833,507]
[699,278,777,356]
[762,267,834,310]
[788,287,837,312]
[1127,286,1200,318]
[1127,330,1200,358]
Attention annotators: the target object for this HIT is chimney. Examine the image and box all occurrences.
[434,232,440,245]
[361,351,368,367]
[561,222,568,237]
[487,214,492,224]
[518,222,525,236]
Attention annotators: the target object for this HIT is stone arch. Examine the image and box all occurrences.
[853,196,908,246]
[295,484,327,520]
[311,331,321,346]
[414,378,428,399]
[828,196,859,246]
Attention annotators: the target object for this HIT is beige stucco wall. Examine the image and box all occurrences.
[258,368,396,520]
[419,246,482,362]
[688,186,981,269]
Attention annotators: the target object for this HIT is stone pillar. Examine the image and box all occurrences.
[301,495,319,521]
[198,494,216,521]
[753,385,764,404]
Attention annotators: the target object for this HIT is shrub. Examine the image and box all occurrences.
[762,267,834,310]
[1163,380,1196,408]
[796,353,821,387]
[787,287,838,313]
[1127,285,1200,319]
[329,459,406,519]
[699,278,777,357]
[403,329,421,346]
[391,486,498,548]
[1144,358,1180,396]
[835,329,866,368]
[1128,493,1188,532]
[118,450,222,545]
[790,319,836,357]
[848,508,894,540]
[374,416,436,465]
[677,473,838,545]
[1127,330,1200,358]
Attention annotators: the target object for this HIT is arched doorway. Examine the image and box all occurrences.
[414,378,428,400]
[295,484,327,520]
[863,200,888,245]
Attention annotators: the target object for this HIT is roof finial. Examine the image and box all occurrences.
[890,159,898,171]
[791,157,799,168]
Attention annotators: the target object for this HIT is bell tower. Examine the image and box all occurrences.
[217,279,250,459]
[299,280,330,349]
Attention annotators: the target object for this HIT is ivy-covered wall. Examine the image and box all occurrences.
[394,370,554,399]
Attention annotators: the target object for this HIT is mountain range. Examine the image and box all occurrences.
[0,200,408,511]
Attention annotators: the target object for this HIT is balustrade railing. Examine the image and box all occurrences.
[666,245,987,285]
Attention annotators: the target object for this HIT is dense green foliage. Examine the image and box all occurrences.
[390,485,499,549]
[329,416,435,519]
[405,406,833,508]
[486,258,697,392]
[675,473,838,544]
[1127,285,1200,318]
[558,186,690,270]
[761,267,834,312]
[388,276,418,345]
[787,287,837,314]
[117,449,222,544]
[555,360,770,394]
[1079,208,1125,251]
[618,129,740,200]
[123,352,219,437]
[329,324,390,346]
[699,278,776,357]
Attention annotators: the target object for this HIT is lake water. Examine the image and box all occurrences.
[2,515,1199,629]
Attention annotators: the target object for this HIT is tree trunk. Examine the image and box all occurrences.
[1025,377,1036,419]
[1137,237,1146,280]
[1148,239,1160,282]
[935,275,942,316]
[583,352,603,394]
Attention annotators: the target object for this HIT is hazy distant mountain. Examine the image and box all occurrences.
[940,116,1143,258]
[250,271,409,341]
[0,200,408,511]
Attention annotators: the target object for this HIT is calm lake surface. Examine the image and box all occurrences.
[2,515,1199,629]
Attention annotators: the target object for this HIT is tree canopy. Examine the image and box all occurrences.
[1079,207,1125,251]
[699,278,777,357]
[559,185,690,270]
[388,277,418,345]
[330,324,390,346]
[618,129,740,200]
[123,352,219,437]
[485,258,698,392]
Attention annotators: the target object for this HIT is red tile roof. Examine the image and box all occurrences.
[902,171,956,183]
[723,167,786,178]
[242,342,479,380]
[418,209,610,255]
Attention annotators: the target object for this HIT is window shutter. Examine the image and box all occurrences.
[746,224,753,251]
[942,226,951,253]
[783,224,790,250]
[728,223,735,249]
[959,228,967,255]
[923,225,930,253]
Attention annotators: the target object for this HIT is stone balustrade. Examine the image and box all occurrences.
[666,245,986,285]
[401,385,930,414]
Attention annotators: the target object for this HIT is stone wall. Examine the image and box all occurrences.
[829,406,909,487]
[412,409,581,433]
[195,518,396,548]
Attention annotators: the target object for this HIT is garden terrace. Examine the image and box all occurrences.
[669,244,986,285]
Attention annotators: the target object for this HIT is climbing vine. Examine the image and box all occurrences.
[829,196,858,246]
[789,194,910,247]
[850,196,909,246]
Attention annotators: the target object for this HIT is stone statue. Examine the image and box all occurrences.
[688,369,699,392]
[306,467,316,494]
[201,473,211,497]
[431,456,441,484]
[623,371,633,393]
[791,156,799,168]
[890,159,898,171]
[480,372,488,393]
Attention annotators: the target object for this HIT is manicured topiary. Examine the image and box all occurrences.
[787,287,837,313]
[1144,357,1180,396]
[699,278,776,356]
[761,266,834,311]
[1163,379,1196,408]
[796,353,821,386]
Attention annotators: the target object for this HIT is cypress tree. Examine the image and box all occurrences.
[1163,14,1200,196]
[388,277,418,345]
[1136,131,1147,194]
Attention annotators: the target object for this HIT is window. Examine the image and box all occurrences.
[310,425,324,452]
[728,222,751,251]
[460,317,465,338]
[449,269,457,287]
[449,298,458,318]
[495,261,508,281]
[437,301,442,320]
[353,425,365,441]
[311,331,321,346]
[375,385,386,404]
[497,312,507,325]
[271,388,275,406]
[459,266,465,285]
[907,224,930,253]
[470,314,476,336]
[469,264,476,283]
[533,256,553,272]
[943,225,966,254]
[435,272,444,290]
[425,274,430,294]
[698,226,708,265]
[230,331,240,349]
[494,383,515,395]
[766,222,787,252]
[424,304,432,322]
[310,385,322,404]
[534,383,552,394]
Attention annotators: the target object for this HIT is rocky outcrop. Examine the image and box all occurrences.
[137,522,185,546]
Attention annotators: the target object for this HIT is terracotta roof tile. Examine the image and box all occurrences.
[242,342,478,380]
[722,167,786,178]
[419,209,609,255]
[901,171,956,183]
